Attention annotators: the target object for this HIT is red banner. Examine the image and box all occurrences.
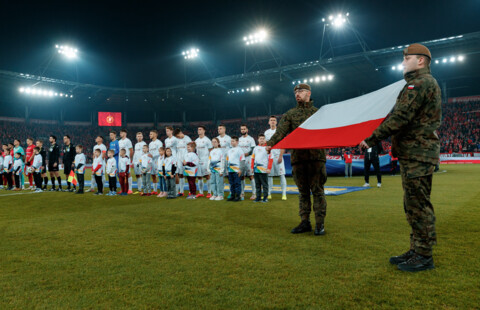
[98,112,122,127]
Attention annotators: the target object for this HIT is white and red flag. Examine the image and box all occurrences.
[273,80,406,149]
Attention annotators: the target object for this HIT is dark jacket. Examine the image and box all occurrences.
[48,143,60,164]
[364,142,383,161]
[62,143,76,164]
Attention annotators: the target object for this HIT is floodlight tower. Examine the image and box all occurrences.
[182,48,200,87]
[37,44,80,81]
[319,12,374,67]
[242,28,284,74]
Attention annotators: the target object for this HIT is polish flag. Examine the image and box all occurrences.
[273,80,406,149]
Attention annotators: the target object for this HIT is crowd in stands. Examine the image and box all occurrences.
[437,100,480,153]
[1,100,479,162]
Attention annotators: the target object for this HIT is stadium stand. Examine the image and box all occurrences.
[1,100,479,162]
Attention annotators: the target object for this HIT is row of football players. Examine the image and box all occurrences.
[85,116,288,200]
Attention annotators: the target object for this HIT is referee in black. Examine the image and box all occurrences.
[48,135,62,191]
[62,135,76,192]
[363,142,383,188]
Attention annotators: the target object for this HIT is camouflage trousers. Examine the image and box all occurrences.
[292,161,327,224]
[400,160,437,256]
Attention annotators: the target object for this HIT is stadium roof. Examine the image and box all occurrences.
[1,31,479,123]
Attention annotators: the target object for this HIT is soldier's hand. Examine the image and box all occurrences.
[277,157,282,164]
[266,146,271,152]
[267,169,271,174]
[359,140,369,150]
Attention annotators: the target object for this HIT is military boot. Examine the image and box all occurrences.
[314,223,325,236]
[389,250,415,265]
[397,253,435,272]
[291,220,312,234]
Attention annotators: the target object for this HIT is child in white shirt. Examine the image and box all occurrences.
[183,142,199,199]
[156,147,167,198]
[32,147,44,192]
[208,137,224,200]
[163,148,177,199]
[13,152,23,191]
[140,145,152,196]
[226,136,245,202]
[106,149,118,196]
[118,148,130,196]
[92,149,104,195]
[74,145,86,194]
[251,134,273,202]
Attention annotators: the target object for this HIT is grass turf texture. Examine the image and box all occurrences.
[0,165,479,309]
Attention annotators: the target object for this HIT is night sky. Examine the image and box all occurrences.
[0,0,478,88]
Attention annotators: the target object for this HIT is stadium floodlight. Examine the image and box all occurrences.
[292,74,334,85]
[331,13,347,28]
[19,86,73,99]
[56,44,78,59]
[182,48,200,60]
[322,12,349,28]
[243,29,268,46]
[391,64,403,71]
[433,55,465,65]
[228,85,261,94]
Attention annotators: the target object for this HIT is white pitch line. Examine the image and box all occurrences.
[0,191,42,197]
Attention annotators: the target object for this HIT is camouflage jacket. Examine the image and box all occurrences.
[267,100,326,164]
[364,67,442,165]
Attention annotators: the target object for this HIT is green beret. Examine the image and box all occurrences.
[293,83,311,91]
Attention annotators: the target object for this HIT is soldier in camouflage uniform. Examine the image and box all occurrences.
[360,43,441,272]
[267,83,327,236]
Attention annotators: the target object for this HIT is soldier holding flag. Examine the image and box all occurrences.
[360,43,441,272]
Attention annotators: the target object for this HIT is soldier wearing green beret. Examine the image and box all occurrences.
[267,83,327,236]
[360,43,441,272]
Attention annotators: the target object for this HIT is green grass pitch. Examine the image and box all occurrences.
[1,165,479,308]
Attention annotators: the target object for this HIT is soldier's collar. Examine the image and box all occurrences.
[297,100,314,108]
[404,67,430,82]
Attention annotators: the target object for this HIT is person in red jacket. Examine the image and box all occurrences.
[388,146,399,176]
[25,138,36,189]
[342,148,353,178]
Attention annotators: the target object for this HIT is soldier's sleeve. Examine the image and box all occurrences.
[267,113,292,147]
[365,83,424,146]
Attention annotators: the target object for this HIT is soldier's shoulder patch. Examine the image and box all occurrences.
[407,85,415,90]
